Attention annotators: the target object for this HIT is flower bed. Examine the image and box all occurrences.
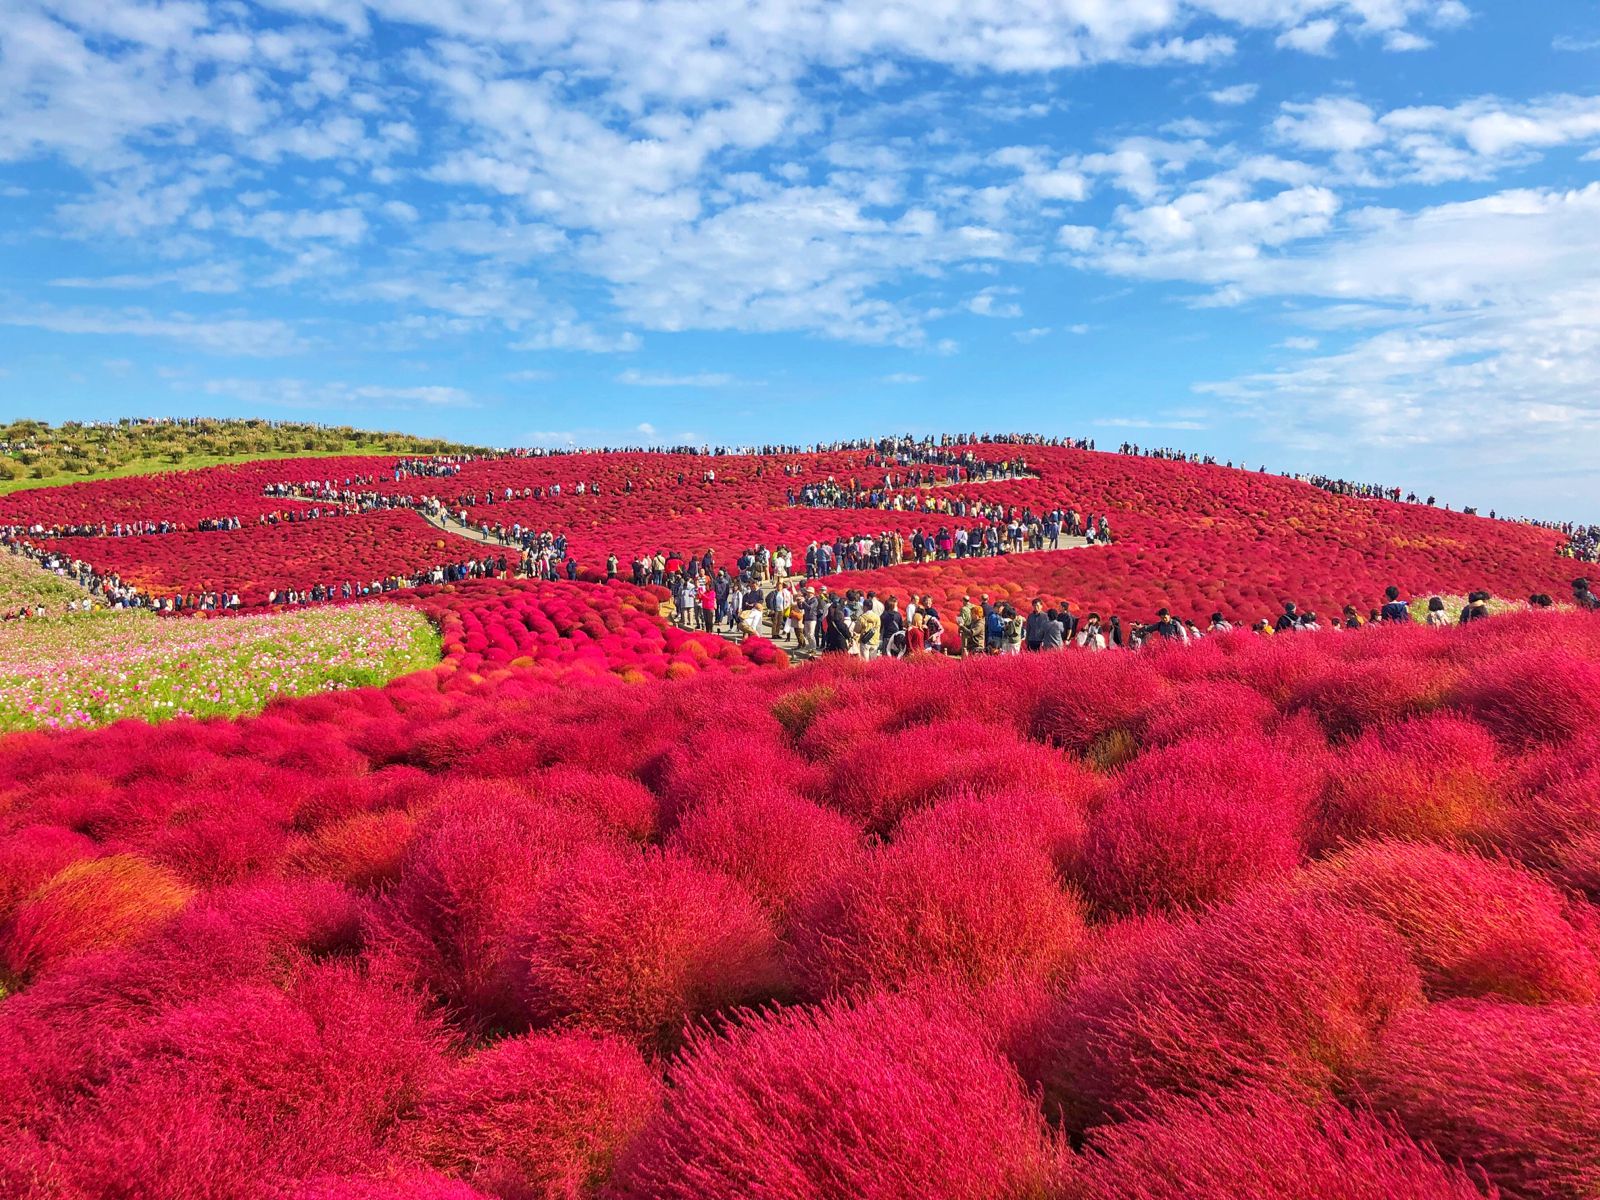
[0,604,439,731]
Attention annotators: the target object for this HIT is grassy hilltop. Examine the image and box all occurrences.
[0,417,485,495]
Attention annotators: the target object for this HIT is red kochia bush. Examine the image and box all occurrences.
[1,854,193,984]
[666,790,862,918]
[289,1172,496,1200]
[819,719,1089,834]
[22,964,446,1199]
[0,825,96,923]
[1300,841,1600,1004]
[1080,737,1312,916]
[1024,890,1421,1132]
[1316,714,1507,849]
[1359,1000,1600,1200]
[509,848,784,1054]
[1031,655,1171,757]
[531,767,659,843]
[788,823,1087,999]
[894,784,1091,876]
[405,1030,660,1200]
[1288,656,1450,742]
[1073,1087,1494,1200]
[1134,678,1277,748]
[1450,649,1600,748]
[1497,736,1600,898]
[375,790,610,1028]
[610,989,1064,1200]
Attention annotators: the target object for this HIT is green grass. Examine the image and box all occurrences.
[0,552,92,611]
[0,446,413,496]
[0,605,441,731]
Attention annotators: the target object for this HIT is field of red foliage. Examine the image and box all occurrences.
[3,440,1599,1199]
[2,442,1578,618]
[2,550,1600,1196]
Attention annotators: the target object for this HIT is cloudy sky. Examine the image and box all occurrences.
[3,2,1599,518]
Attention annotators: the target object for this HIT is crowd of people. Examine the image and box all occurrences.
[675,576,1600,660]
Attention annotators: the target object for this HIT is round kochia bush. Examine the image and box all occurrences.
[665,789,862,919]
[610,989,1064,1200]
[404,1030,661,1200]
[1079,736,1315,916]
[1299,840,1600,1004]
[1070,1086,1494,1200]
[373,789,611,1030]
[508,847,785,1054]
[1358,999,1600,1200]
[787,820,1087,998]
[1316,714,1508,849]
[1022,889,1421,1132]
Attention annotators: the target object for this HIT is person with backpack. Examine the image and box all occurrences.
[1425,596,1450,626]
[1459,591,1492,623]
[1380,585,1412,622]
[1574,578,1600,610]
[1274,602,1300,633]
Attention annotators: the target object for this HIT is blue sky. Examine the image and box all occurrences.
[3,2,1599,520]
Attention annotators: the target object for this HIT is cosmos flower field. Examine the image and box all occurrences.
[1,441,1598,1200]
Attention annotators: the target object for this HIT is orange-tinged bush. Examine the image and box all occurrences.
[1,854,192,984]
[1299,841,1600,1003]
[1022,889,1421,1132]
[1317,715,1507,849]
[286,809,417,892]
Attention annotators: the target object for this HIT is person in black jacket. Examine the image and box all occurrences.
[1023,598,1052,651]
[822,602,853,652]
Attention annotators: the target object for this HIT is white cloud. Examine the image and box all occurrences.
[1208,83,1259,106]
[1275,92,1600,184]
[1276,20,1340,55]
[0,305,307,355]
[966,286,1023,319]
[616,369,741,387]
[200,378,475,408]
[1275,97,1383,153]
[1280,335,1320,350]
[881,372,925,383]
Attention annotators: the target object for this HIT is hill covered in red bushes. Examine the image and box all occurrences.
[1,441,1579,618]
